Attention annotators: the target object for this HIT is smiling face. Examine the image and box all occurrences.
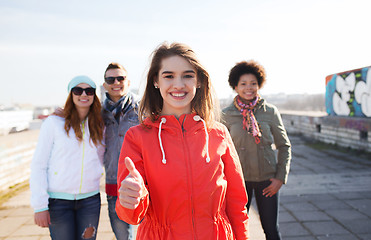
[72,83,95,110]
[103,68,130,102]
[234,73,260,102]
[155,55,198,118]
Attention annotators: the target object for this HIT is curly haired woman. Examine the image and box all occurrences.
[222,60,291,240]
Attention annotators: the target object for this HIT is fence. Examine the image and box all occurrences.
[0,142,36,191]
[281,112,371,152]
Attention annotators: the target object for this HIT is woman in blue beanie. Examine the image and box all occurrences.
[30,76,105,240]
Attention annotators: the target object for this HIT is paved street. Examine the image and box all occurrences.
[278,135,371,239]
[0,132,371,239]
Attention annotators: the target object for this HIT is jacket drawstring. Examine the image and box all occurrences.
[158,115,210,164]
[193,115,210,163]
[159,117,167,164]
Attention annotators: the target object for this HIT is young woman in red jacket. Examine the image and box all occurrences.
[116,42,249,240]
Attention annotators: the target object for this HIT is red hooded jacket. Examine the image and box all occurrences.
[116,113,249,239]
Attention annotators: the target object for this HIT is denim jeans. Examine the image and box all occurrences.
[107,195,133,240]
[48,193,101,240]
[246,180,281,240]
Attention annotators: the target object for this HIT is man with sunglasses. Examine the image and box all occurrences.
[102,62,139,240]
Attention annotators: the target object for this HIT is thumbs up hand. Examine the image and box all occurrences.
[118,157,148,209]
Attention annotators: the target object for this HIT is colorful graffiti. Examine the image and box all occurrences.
[322,116,371,131]
[325,66,371,117]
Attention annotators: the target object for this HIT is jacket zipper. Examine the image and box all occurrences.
[181,116,197,239]
[181,115,186,136]
[79,120,86,194]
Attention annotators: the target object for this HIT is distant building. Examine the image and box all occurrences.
[0,109,33,135]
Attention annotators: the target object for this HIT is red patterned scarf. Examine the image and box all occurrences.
[233,95,262,144]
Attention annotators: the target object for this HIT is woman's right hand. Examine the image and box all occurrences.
[118,157,148,209]
[34,210,50,227]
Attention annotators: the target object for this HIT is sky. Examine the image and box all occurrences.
[0,0,370,107]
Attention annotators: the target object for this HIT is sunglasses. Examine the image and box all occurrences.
[104,76,126,85]
[71,87,95,96]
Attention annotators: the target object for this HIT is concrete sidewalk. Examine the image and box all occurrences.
[1,134,371,239]
[0,188,264,239]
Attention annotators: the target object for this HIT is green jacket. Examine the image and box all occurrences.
[222,99,291,184]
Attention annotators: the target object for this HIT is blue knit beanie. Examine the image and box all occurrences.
[67,75,96,92]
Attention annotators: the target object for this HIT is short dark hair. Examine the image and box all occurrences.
[228,60,266,89]
[104,62,127,78]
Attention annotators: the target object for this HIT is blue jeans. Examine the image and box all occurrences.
[246,180,281,240]
[107,195,133,240]
[48,193,101,240]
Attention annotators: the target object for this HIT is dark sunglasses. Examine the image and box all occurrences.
[71,87,95,96]
[104,76,126,85]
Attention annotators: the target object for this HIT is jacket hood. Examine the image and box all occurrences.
[143,113,211,164]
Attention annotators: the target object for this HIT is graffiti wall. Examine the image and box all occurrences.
[325,66,371,117]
